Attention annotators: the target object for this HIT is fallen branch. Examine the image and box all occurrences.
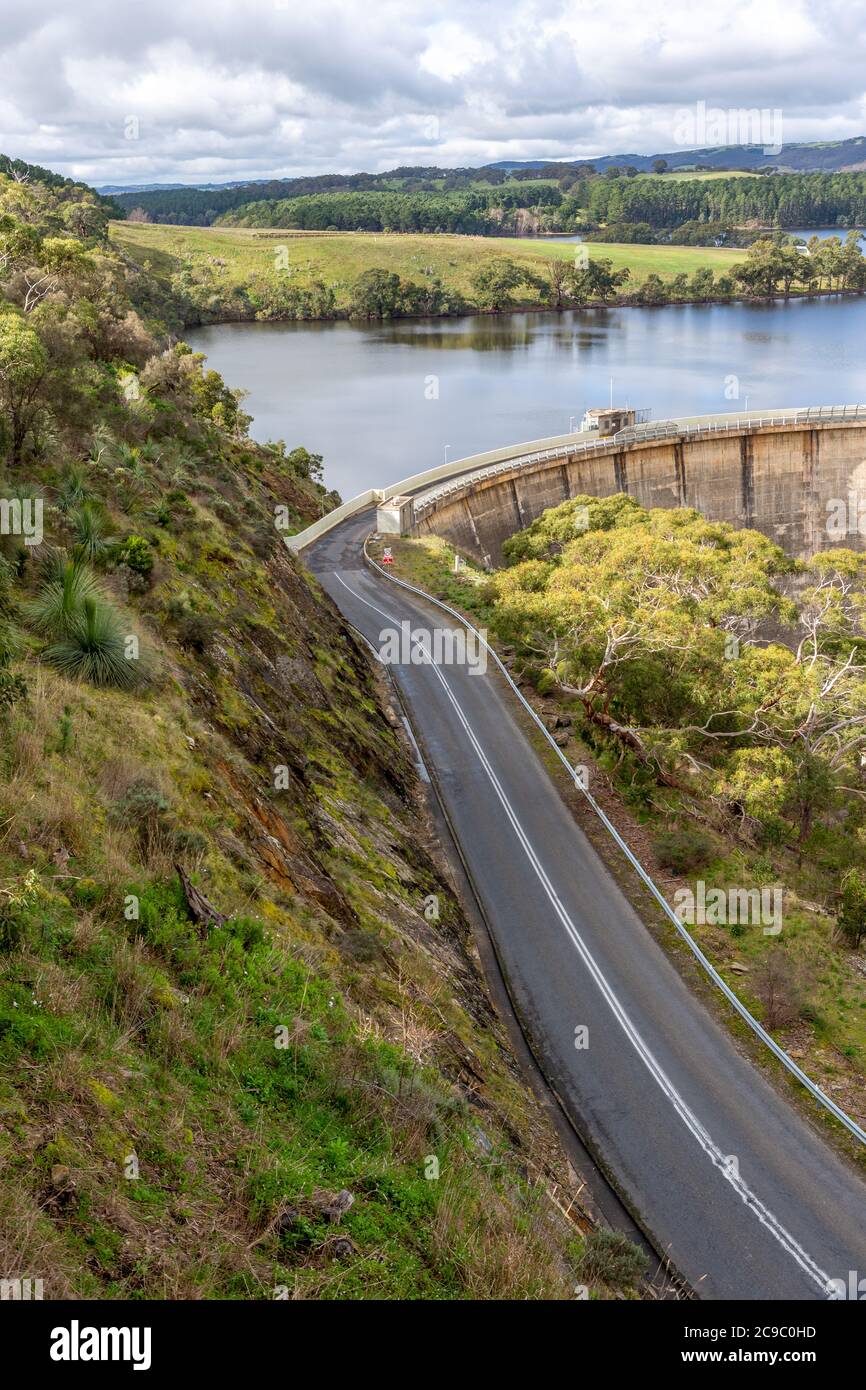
[176,863,229,932]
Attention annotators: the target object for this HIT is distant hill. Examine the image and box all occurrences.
[108,168,498,225]
[89,137,866,227]
[96,179,274,195]
[493,137,866,174]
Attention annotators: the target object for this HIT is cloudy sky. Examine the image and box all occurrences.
[3,0,866,186]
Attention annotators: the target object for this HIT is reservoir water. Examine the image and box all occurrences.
[189,295,865,499]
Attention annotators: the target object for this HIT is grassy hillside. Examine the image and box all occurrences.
[642,169,759,182]
[0,170,645,1298]
[1,471,613,1300]
[110,220,747,322]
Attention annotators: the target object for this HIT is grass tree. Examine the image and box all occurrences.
[26,551,142,690]
[44,594,137,688]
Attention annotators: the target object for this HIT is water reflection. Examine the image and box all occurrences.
[379,321,539,353]
[189,296,864,499]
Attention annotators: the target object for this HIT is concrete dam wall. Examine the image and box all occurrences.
[410,413,866,565]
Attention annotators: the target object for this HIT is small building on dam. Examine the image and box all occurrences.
[392,407,866,568]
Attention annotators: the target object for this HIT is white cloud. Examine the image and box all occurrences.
[1,0,866,185]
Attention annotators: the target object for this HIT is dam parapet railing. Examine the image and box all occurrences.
[284,426,592,551]
[286,405,866,552]
[412,405,866,516]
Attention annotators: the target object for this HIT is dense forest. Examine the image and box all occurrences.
[494,495,866,876]
[115,163,553,226]
[582,172,866,229]
[218,184,563,234]
[217,172,866,237]
[119,164,866,237]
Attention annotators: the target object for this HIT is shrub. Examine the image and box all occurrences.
[44,596,137,688]
[147,500,172,527]
[0,618,25,711]
[25,555,102,637]
[54,705,73,754]
[55,464,93,514]
[125,879,192,950]
[174,612,219,653]
[161,490,195,532]
[111,780,171,858]
[111,781,202,865]
[172,826,208,861]
[71,500,110,560]
[835,867,866,950]
[225,916,265,950]
[579,1229,645,1290]
[752,947,806,1030]
[116,534,154,577]
[654,825,716,875]
[0,900,24,953]
[0,869,70,954]
[0,666,26,710]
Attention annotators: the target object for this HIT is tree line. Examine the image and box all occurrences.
[120,165,866,238]
[217,186,562,234]
[167,234,866,326]
[116,165,538,226]
[216,174,866,239]
[581,171,866,230]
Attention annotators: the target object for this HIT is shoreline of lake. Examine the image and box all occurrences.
[188,295,866,500]
[179,283,866,333]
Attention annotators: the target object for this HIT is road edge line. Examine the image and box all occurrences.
[362,535,866,1151]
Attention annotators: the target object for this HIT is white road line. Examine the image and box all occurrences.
[371,552,866,1148]
[333,570,833,1297]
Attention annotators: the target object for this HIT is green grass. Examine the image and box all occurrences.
[368,535,495,627]
[0,657,610,1298]
[111,220,746,310]
[510,234,746,279]
[0,439,629,1301]
[637,169,759,181]
[0,163,646,1301]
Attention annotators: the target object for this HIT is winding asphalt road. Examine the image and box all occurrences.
[306,512,866,1301]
